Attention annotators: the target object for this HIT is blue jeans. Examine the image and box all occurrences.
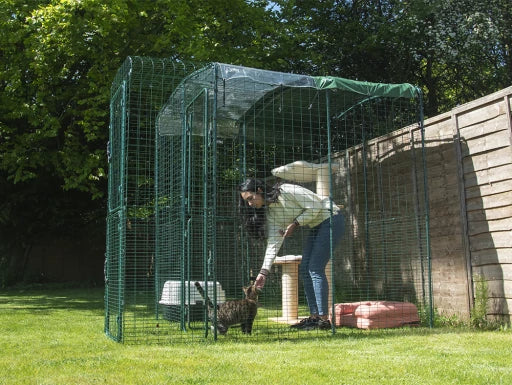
[300,212,345,316]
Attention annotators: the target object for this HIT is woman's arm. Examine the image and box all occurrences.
[255,226,284,289]
[281,219,299,238]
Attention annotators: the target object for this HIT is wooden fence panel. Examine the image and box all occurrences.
[450,86,512,321]
[391,86,512,321]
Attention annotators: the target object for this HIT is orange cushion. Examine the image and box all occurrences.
[330,301,420,329]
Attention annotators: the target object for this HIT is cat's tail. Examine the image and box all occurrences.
[194,281,215,310]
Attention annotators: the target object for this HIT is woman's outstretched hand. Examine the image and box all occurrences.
[255,273,267,289]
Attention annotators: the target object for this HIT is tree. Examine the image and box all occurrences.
[272,0,512,116]
[0,0,279,285]
[1,0,279,199]
[394,0,512,115]
[1,0,510,285]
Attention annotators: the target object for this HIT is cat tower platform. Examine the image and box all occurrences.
[269,255,302,324]
[269,160,338,325]
[269,255,334,324]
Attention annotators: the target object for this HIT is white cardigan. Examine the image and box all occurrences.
[261,183,339,271]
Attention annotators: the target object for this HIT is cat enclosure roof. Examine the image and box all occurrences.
[157,63,419,137]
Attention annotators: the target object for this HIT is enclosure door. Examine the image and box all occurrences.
[105,81,126,342]
[180,88,220,335]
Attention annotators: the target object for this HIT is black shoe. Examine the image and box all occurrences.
[290,316,320,330]
[317,318,332,330]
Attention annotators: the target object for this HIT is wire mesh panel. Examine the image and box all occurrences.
[105,57,201,343]
[107,60,431,343]
[148,63,432,343]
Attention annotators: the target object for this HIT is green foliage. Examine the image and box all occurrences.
[1,0,511,285]
[471,274,489,329]
[273,0,512,116]
[0,0,277,201]
[433,309,466,328]
[0,0,278,284]
[430,275,505,331]
[2,0,510,197]
[397,0,512,115]
[468,275,510,331]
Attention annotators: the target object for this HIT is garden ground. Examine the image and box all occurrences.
[1,286,511,385]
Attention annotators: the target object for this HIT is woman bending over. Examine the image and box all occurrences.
[239,178,345,330]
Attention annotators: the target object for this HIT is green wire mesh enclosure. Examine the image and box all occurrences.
[105,57,433,344]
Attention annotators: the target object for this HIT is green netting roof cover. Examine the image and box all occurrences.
[314,76,418,99]
[157,63,419,137]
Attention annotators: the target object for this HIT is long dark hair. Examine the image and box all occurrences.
[238,178,281,240]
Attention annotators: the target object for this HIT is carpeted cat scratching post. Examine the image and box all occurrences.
[270,160,339,323]
[272,254,302,323]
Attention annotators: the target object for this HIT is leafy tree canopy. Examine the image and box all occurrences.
[0,0,510,284]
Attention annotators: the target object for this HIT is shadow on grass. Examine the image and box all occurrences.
[123,316,480,346]
[211,324,481,346]
[0,285,484,344]
[0,285,105,315]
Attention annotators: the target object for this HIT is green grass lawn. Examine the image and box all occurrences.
[1,287,511,385]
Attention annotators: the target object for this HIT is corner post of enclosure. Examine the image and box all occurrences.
[325,89,336,334]
[180,82,189,332]
[416,86,433,328]
[154,103,160,321]
[211,64,219,340]
[117,79,128,343]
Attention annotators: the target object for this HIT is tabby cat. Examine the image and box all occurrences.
[194,281,260,335]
